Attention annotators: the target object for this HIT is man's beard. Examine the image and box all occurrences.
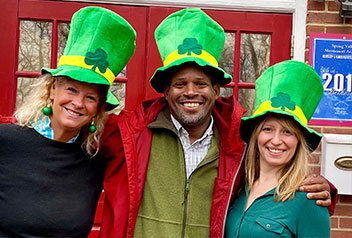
[175,110,208,128]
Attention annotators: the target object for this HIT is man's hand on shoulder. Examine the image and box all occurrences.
[299,174,331,207]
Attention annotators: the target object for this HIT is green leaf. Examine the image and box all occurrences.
[271,92,296,111]
[84,48,109,73]
[177,38,202,56]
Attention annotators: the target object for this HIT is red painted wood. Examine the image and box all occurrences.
[270,14,292,64]
[0,0,19,116]
[233,31,242,100]
[145,7,183,100]
[123,7,148,111]
[15,71,41,78]
[51,20,59,69]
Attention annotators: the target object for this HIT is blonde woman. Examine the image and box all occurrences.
[0,6,135,237]
[14,74,108,156]
[225,60,331,238]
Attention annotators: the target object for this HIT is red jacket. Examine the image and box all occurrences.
[99,96,246,238]
[98,96,337,238]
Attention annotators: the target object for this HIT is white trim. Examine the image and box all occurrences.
[293,0,307,62]
[59,0,306,61]
[60,0,296,12]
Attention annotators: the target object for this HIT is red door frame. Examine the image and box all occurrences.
[0,0,19,116]
[144,7,292,100]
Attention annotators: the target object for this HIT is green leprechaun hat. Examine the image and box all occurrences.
[240,60,324,151]
[150,8,232,93]
[42,6,136,110]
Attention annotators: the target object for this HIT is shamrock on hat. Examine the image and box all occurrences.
[150,8,232,93]
[240,60,324,151]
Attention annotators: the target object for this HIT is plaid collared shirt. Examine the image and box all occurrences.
[171,114,214,178]
[32,116,79,143]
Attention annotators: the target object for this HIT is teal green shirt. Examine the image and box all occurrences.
[225,186,330,238]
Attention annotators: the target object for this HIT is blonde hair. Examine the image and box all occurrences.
[245,114,310,202]
[14,74,108,157]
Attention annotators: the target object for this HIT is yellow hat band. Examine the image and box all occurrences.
[254,100,308,125]
[163,49,218,67]
[58,55,116,85]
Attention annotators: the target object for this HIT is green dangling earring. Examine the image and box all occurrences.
[88,121,96,133]
[42,103,52,116]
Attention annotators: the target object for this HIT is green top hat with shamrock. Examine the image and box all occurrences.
[240,60,324,151]
[42,6,136,110]
[150,8,232,93]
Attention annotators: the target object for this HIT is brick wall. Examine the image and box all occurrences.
[306,1,352,237]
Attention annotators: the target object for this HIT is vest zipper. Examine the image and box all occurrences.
[221,144,247,237]
[181,179,190,238]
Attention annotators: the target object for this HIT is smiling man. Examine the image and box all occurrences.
[164,63,220,143]
[99,8,337,238]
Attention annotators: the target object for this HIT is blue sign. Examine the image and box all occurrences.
[311,36,352,123]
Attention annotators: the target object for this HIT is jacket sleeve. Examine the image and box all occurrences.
[328,180,338,216]
[100,114,124,162]
[99,114,130,237]
[0,115,16,124]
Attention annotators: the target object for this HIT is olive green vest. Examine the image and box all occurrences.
[133,109,219,238]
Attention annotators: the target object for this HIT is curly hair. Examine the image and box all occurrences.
[14,74,109,157]
[245,114,310,202]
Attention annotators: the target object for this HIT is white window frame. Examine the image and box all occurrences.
[60,0,307,61]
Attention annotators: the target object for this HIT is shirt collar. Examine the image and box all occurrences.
[32,116,80,143]
[170,114,214,142]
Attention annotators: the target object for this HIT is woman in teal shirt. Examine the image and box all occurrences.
[225,60,330,238]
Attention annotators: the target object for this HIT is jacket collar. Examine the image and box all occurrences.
[138,96,244,144]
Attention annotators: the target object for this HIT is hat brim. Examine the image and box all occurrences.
[150,57,232,93]
[42,65,119,110]
[240,110,322,151]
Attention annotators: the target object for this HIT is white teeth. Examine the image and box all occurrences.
[67,109,80,116]
[183,103,200,107]
[268,148,283,153]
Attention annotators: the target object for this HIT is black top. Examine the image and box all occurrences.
[0,124,106,237]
